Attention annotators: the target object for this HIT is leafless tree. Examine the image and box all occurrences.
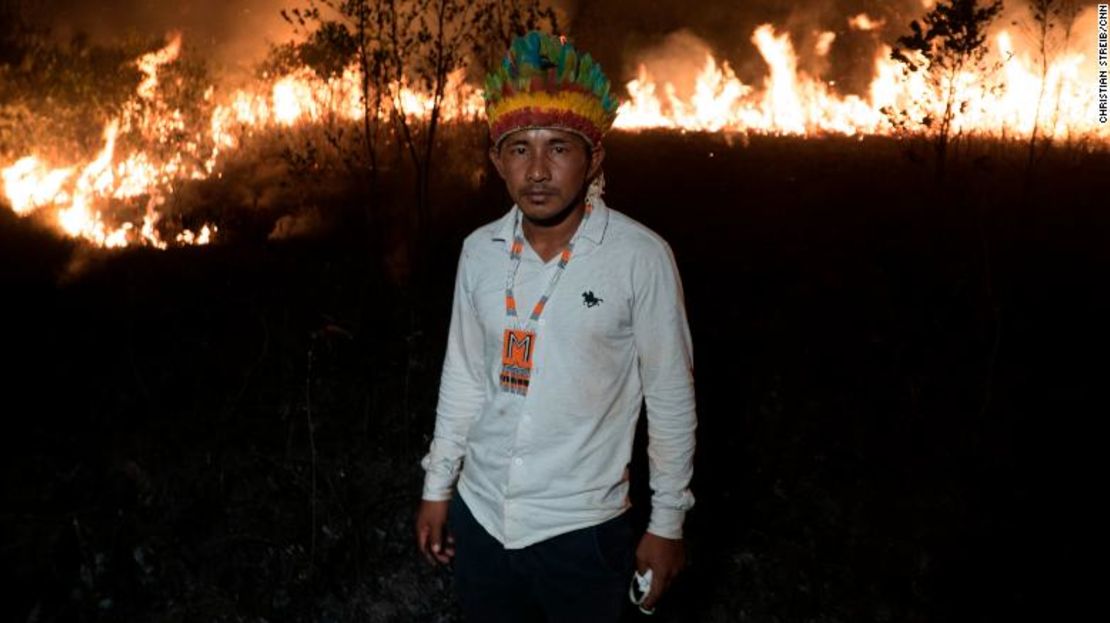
[1021,0,1081,174]
[1047,0,1081,148]
[891,0,1004,183]
[282,0,557,275]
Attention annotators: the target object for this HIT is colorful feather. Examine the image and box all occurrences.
[484,31,619,146]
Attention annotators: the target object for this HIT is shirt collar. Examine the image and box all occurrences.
[490,197,610,251]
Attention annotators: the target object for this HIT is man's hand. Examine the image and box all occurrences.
[414,499,455,565]
[635,531,686,611]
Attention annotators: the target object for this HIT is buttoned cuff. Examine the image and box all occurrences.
[420,452,458,501]
[646,506,687,540]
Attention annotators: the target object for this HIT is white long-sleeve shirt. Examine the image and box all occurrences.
[420,196,697,549]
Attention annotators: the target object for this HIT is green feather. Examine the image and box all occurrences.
[484,31,617,110]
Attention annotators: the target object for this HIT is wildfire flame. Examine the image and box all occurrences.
[1,9,1107,250]
[0,32,487,249]
[2,33,217,249]
[210,63,482,145]
[616,15,1107,141]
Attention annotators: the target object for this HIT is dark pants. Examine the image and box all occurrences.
[448,493,634,623]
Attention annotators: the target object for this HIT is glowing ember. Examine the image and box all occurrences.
[136,32,183,100]
[814,32,837,57]
[848,13,884,31]
[176,224,216,246]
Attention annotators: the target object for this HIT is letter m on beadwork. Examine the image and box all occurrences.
[502,328,535,368]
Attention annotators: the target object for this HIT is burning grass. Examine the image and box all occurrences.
[2,129,1104,621]
[1,2,1105,618]
[3,2,1108,251]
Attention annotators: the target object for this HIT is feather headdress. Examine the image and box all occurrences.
[484,31,619,147]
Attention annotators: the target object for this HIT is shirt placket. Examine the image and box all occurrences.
[498,205,591,545]
[501,257,549,544]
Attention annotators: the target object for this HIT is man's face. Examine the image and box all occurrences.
[489,128,605,223]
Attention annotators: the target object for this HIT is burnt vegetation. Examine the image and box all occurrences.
[1,2,1104,622]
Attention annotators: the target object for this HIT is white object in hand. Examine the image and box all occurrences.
[629,568,655,615]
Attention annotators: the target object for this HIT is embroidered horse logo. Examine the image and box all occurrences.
[582,291,604,308]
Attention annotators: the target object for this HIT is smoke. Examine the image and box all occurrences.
[269,206,324,240]
[27,1,1078,80]
[559,0,934,95]
[27,0,938,87]
[35,0,297,73]
[35,0,577,75]
[562,0,1074,100]
[621,30,719,101]
[24,0,1098,106]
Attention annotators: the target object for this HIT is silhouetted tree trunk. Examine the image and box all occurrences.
[892,0,1004,184]
[283,0,557,282]
[1048,1,1080,149]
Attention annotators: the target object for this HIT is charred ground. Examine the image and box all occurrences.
[1,132,1103,622]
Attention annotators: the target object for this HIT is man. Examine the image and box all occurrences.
[414,31,697,622]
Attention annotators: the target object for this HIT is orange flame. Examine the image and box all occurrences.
[2,34,217,249]
[0,28,485,250]
[2,12,1107,250]
[615,17,1107,141]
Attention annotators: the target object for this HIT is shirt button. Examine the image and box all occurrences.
[513,457,524,466]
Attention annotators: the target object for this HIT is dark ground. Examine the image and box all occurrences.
[1,131,1104,622]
